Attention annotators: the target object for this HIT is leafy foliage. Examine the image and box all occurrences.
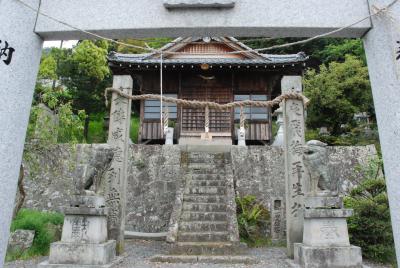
[242,38,364,67]
[38,54,57,80]
[344,158,396,264]
[86,113,141,144]
[305,125,380,149]
[315,39,366,64]
[130,115,140,144]
[236,195,270,247]
[58,40,112,115]
[304,55,372,134]
[26,98,86,145]
[7,209,64,261]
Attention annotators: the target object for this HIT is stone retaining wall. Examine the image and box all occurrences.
[21,144,378,234]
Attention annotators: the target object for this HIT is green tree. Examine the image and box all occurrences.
[316,39,366,64]
[37,54,57,80]
[304,55,372,134]
[244,37,365,67]
[60,40,111,115]
[345,158,396,264]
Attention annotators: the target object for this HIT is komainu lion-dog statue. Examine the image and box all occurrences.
[303,140,338,197]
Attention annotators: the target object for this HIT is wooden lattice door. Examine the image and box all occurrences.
[180,74,232,134]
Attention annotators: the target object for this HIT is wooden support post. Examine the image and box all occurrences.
[282,76,306,258]
[104,75,132,254]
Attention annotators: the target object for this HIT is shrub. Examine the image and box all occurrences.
[7,209,64,261]
[344,158,396,264]
[236,195,270,247]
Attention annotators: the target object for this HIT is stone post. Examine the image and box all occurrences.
[363,1,400,263]
[272,106,284,146]
[104,75,132,254]
[0,0,43,264]
[271,198,285,241]
[282,76,306,257]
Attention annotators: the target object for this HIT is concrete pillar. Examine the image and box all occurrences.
[282,76,306,257]
[363,1,400,263]
[0,0,43,264]
[104,75,132,254]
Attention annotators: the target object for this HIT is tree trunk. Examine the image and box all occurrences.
[84,116,90,140]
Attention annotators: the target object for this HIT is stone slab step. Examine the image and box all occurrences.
[191,174,225,180]
[182,202,227,212]
[188,153,225,165]
[181,211,227,221]
[178,231,229,242]
[184,195,226,203]
[185,186,226,195]
[188,163,224,169]
[188,166,224,174]
[170,242,246,255]
[179,221,228,232]
[190,180,226,187]
[179,144,232,153]
[151,255,256,264]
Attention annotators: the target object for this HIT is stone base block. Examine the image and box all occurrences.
[294,243,362,268]
[45,241,116,266]
[61,214,108,243]
[303,217,350,247]
[37,256,122,268]
[304,197,343,209]
[151,255,257,264]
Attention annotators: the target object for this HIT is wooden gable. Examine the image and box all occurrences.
[170,42,246,59]
[152,37,263,60]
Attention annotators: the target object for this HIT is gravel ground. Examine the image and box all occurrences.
[4,239,393,268]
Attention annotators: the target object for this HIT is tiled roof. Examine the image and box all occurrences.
[108,52,308,66]
[107,37,308,66]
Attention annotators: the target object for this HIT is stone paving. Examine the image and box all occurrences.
[4,239,391,268]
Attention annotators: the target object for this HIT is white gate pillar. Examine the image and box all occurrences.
[104,75,132,254]
[282,76,306,258]
[363,0,400,263]
[0,0,43,264]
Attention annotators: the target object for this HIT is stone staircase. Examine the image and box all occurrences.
[152,149,254,264]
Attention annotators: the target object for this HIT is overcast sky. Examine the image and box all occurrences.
[43,40,78,49]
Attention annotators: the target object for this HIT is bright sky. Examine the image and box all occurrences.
[43,40,78,49]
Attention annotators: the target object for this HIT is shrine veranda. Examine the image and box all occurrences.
[1,0,400,266]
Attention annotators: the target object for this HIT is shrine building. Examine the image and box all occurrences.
[108,37,308,145]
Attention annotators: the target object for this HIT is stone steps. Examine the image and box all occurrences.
[185,186,226,195]
[191,174,225,180]
[151,255,256,264]
[177,231,230,242]
[187,152,226,163]
[184,195,226,203]
[189,166,223,174]
[169,242,245,255]
[181,211,227,222]
[182,202,227,212]
[179,221,228,232]
[190,180,226,187]
[162,150,244,263]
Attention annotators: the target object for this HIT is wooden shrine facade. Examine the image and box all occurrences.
[108,37,308,144]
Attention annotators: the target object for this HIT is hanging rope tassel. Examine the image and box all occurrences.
[240,106,246,133]
[160,52,164,138]
[163,106,169,135]
[205,105,210,133]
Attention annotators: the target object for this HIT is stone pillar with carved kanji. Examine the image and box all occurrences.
[282,76,306,258]
[104,75,132,254]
